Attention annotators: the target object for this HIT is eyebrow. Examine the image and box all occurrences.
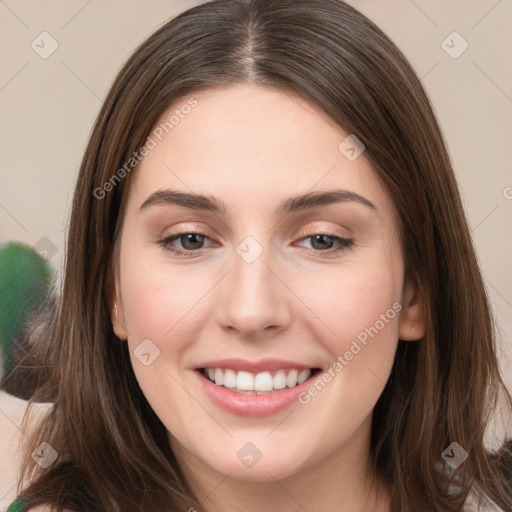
[139,188,377,215]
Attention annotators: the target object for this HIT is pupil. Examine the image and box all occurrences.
[183,234,204,250]
[311,234,332,250]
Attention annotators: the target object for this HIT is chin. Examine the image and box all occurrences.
[204,447,312,482]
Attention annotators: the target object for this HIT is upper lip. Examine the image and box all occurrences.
[193,358,317,373]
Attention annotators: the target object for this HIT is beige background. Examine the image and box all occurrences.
[0,0,511,414]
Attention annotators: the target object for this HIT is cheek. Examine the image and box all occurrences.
[289,262,402,455]
[119,242,214,348]
[301,259,402,350]
[117,245,213,429]
[295,256,403,413]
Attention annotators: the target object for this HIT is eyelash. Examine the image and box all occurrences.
[157,231,354,257]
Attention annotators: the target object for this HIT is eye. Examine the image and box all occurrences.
[157,230,354,258]
[158,231,214,256]
[296,233,354,255]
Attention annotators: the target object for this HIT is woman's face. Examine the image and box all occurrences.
[111,84,422,482]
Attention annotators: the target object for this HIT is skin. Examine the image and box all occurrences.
[109,84,425,512]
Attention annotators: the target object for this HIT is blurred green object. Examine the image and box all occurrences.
[0,241,53,383]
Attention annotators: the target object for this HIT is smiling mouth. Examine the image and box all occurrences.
[198,367,322,395]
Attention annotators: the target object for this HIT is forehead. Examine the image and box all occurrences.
[128,84,396,222]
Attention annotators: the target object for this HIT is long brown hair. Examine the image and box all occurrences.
[15,0,512,510]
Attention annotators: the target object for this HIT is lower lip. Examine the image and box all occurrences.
[194,369,319,417]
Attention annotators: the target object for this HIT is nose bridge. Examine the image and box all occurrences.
[216,234,290,335]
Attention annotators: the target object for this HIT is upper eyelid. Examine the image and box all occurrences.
[161,227,350,239]
[160,219,351,237]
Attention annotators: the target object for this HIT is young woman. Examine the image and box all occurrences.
[4,0,512,510]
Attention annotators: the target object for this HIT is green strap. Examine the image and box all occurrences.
[5,498,26,512]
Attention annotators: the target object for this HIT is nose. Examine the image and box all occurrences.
[215,241,291,339]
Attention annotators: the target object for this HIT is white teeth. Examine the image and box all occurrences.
[236,371,254,391]
[254,371,274,391]
[297,369,311,384]
[223,369,237,388]
[273,370,287,390]
[286,369,298,388]
[214,368,224,386]
[203,367,313,392]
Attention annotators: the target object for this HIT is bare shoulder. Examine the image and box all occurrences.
[0,390,53,510]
